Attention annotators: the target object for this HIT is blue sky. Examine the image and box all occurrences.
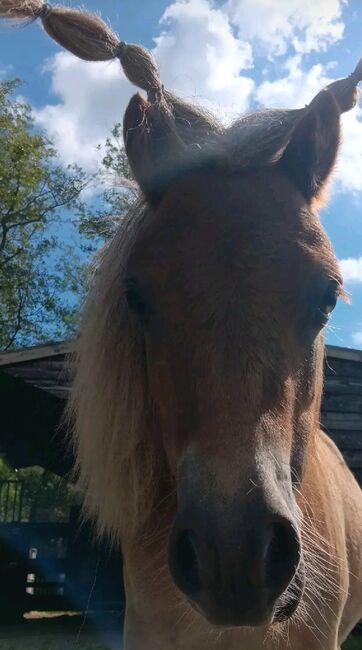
[0,0,361,348]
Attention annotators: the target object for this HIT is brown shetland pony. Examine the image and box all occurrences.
[2,3,362,648]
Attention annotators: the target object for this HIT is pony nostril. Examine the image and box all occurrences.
[264,521,300,598]
[171,530,201,594]
[267,523,291,566]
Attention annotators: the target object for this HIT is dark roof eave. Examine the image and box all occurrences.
[0,341,73,368]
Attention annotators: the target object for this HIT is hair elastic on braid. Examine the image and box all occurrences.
[38,3,53,20]
[115,40,128,58]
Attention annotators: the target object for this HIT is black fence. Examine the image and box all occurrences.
[0,480,125,620]
[0,480,24,523]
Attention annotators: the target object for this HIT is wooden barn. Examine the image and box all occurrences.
[0,341,123,620]
[0,341,361,618]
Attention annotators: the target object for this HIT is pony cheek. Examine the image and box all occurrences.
[290,414,314,486]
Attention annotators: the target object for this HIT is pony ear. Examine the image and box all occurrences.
[123,92,222,204]
[123,93,184,204]
[279,90,341,202]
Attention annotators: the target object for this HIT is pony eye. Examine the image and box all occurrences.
[315,280,339,326]
[125,277,153,324]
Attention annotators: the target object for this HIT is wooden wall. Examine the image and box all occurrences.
[322,346,362,485]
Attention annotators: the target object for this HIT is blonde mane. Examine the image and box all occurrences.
[69,201,165,540]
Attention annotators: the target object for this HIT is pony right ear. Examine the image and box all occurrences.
[279,89,341,204]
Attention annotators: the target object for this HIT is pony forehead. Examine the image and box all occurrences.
[143,164,313,243]
[224,108,304,168]
[129,196,340,294]
[140,106,306,201]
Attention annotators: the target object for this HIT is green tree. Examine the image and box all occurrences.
[0,457,79,522]
[78,123,138,249]
[0,79,90,351]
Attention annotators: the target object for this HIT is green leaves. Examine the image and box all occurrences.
[0,81,136,351]
[0,79,91,351]
[0,457,79,522]
[78,122,137,247]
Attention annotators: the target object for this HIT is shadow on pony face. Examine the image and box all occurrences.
[125,163,342,627]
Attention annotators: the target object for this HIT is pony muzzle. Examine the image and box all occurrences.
[168,499,303,628]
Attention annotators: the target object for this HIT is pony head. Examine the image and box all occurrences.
[2,0,360,628]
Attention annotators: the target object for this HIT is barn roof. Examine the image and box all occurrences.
[0,341,72,366]
[0,341,73,400]
[0,342,73,474]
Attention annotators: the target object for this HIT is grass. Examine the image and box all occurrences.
[0,614,358,650]
[0,613,121,649]
[0,634,117,649]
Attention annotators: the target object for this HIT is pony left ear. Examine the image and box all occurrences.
[123,93,182,204]
[279,90,341,202]
[123,91,222,205]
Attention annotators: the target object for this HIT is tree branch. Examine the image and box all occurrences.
[3,287,25,351]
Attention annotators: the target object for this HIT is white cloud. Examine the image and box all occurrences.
[34,53,133,170]
[0,64,14,79]
[352,329,362,346]
[225,0,346,57]
[340,257,362,283]
[337,108,362,193]
[256,54,331,108]
[154,0,254,118]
